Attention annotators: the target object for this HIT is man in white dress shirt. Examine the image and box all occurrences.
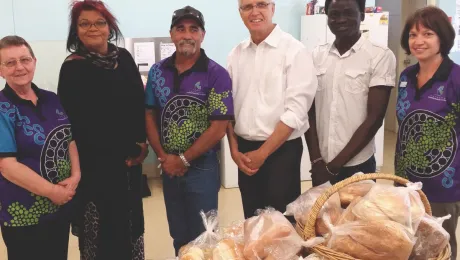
[227,0,317,219]
[305,0,396,186]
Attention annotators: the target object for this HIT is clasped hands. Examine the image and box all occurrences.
[159,154,188,177]
[310,159,341,187]
[47,174,80,206]
[231,149,268,176]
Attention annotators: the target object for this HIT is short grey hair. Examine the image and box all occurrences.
[0,36,35,61]
[238,0,275,7]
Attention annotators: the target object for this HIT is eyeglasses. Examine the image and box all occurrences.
[239,2,272,12]
[1,57,34,68]
[78,20,108,30]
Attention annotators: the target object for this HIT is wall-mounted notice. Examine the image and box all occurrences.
[160,42,176,60]
[134,42,155,72]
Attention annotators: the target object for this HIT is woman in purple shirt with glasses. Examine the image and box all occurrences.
[0,35,80,260]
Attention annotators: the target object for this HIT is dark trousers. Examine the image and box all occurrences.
[1,219,70,260]
[237,137,303,220]
[162,151,220,256]
[332,155,376,184]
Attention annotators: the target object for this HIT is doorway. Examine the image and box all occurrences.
[376,0,428,134]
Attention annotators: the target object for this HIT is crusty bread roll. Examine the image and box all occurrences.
[410,214,450,260]
[314,205,342,236]
[287,182,342,235]
[212,239,244,260]
[304,253,323,260]
[244,225,292,260]
[336,196,362,225]
[180,246,205,260]
[244,211,301,260]
[338,180,374,207]
[351,184,425,233]
[293,190,342,236]
[222,222,244,240]
[328,220,415,260]
[179,245,191,257]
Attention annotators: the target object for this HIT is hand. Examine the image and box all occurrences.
[231,151,258,176]
[159,154,188,177]
[126,143,149,167]
[46,184,76,205]
[310,160,335,187]
[244,149,268,172]
[58,175,81,191]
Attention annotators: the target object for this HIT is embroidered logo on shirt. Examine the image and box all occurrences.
[438,86,445,96]
[428,86,447,102]
[186,81,206,96]
[56,109,68,120]
[195,82,202,91]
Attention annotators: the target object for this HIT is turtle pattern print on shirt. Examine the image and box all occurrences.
[396,104,460,179]
[161,89,230,154]
[3,125,72,227]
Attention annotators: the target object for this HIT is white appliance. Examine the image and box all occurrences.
[300,12,390,177]
[301,12,390,51]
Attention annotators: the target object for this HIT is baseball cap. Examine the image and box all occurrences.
[170,6,205,31]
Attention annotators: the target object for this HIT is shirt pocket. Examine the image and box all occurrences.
[316,68,327,91]
[344,69,369,94]
[263,61,284,104]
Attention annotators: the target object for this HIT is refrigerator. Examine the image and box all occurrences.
[301,12,390,51]
[299,12,390,179]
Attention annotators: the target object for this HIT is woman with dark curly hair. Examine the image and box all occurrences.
[57,1,147,259]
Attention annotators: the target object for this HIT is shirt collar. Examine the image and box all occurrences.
[329,34,366,56]
[243,24,282,49]
[164,48,209,72]
[408,57,454,82]
[2,83,44,104]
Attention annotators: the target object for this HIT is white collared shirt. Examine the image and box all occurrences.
[227,25,318,141]
[312,37,396,166]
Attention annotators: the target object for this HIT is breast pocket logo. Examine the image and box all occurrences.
[56,109,68,120]
[428,86,446,102]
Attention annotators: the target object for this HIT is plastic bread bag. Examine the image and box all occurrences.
[264,236,325,260]
[327,220,416,260]
[337,172,375,207]
[179,210,220,260]
[336,196,362,225]
[220,221,244,242]
[212,238,245,260]
[304,253,324,260]
[410,214,451,260]
[244,208,303,260]
[285,182,343,236]
[351,182,425,233]
[213,221,245,260]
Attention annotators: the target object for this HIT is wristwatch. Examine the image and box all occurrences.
[179,153,190,167]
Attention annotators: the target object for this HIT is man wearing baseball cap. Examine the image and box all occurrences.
[145,6,234,255]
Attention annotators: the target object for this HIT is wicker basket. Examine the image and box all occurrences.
[295,173,451,260]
